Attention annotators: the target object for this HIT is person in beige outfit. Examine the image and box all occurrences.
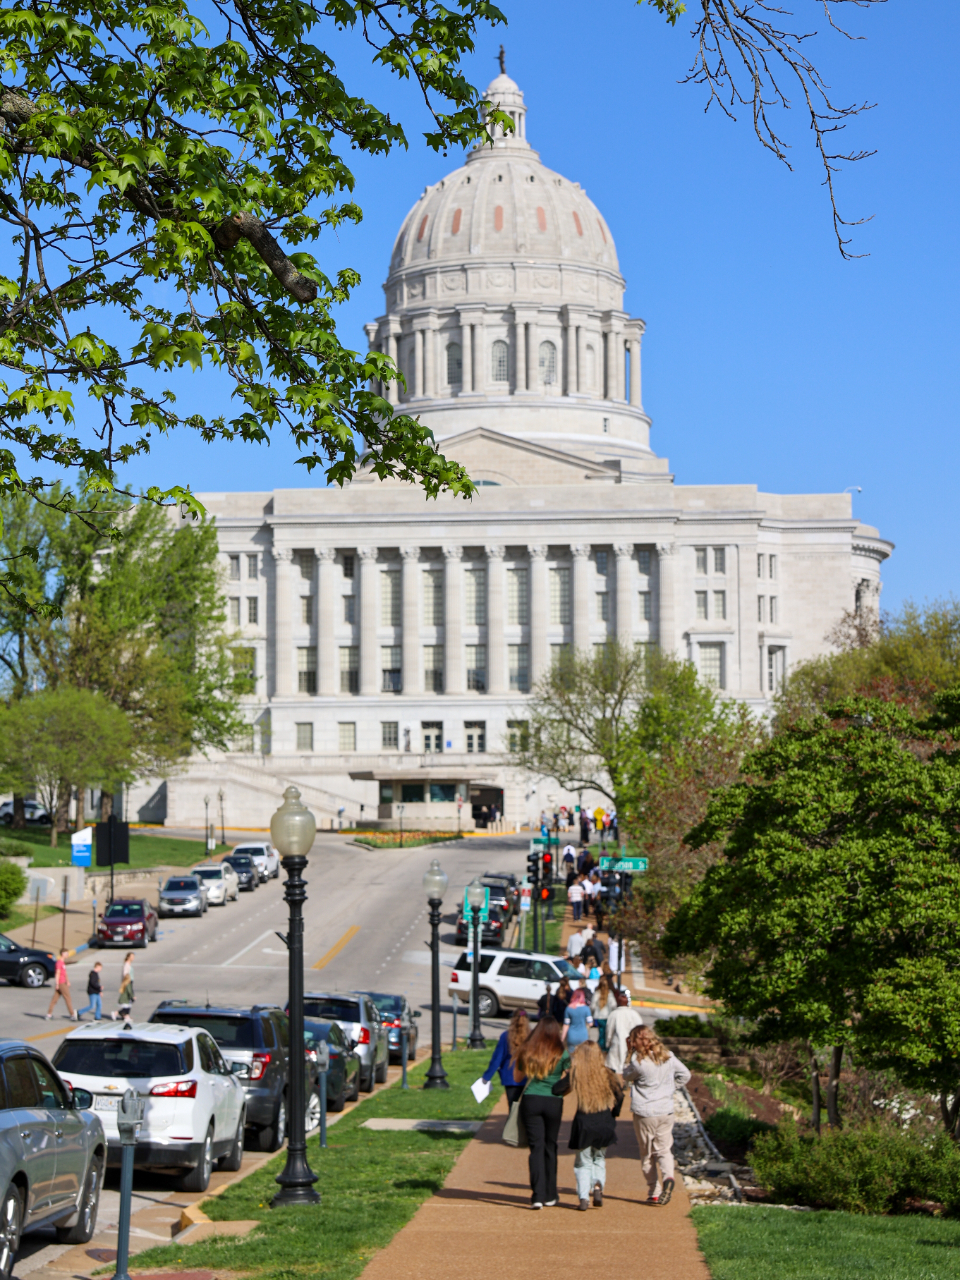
[622,1025,691,1205]
[604,991,642,1072]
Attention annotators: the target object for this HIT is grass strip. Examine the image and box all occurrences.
[349,831,464,849]
[0,903,62,934]
[692,1205,960,1279]
[7,828,227,869]
[127,1048,497,1280]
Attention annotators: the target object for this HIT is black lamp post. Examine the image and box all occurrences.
[422,858,450,1090]
[466,877,486,1050]
[270,786,320,1206]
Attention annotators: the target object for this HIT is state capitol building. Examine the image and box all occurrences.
[135,71,892,833]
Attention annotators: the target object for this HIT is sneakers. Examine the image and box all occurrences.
[645,1194,659,1204]
[593,1183,603,1208]
[531,1202,543,1211]
[544,1199,557,1207]
[578,1198,589,1211]
[45,1014,52,1020]
[659,1178,675,1206]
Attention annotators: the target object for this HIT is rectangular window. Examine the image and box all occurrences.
[301,596,312,625]
[593,641,611,661]
[713,547,726,575]
[424,645,444,693]
[338,722,356,752]
[381,645,402,693]
[757,553,764,579]
[769,554,778,580]
[507,568,529,625]
[381,721,399,750]
[768,645,786,693]
[597,591,609,622]
[294,550,314,580]
[234,724,255,753]
[379,781,394,804]
[430,782,455,803]
[422,721,443,754]
[229,597,240,626]
[423,569,444,626]
[637,549,651,575]
[339,646,359,693]
[401,782,424,804]
[696,590,708,621]
[296,722,313,752]
[247,597,259,626]
[550,567,571,625]
[247,553,258,580]
[466,644,487,692]
[343,595,356,625]
[342,554,354,580]
[551,642,572,665]
[508,643,529,692]
[232,647,255,684]
[464,568,487,625]
[639,591,652,621]
[699,643,725,689]
[713,590,726,621]
[465,720,486,754]
[696,547,708,575]
[297,646,317,694]
[595,550,608,576]
[770,596,779,625]
[381,570,401,627]
[229,554,241,581]
[507,720,528,753]
[758,596,765,623]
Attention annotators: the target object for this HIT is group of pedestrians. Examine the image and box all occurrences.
[45,951,136,1026]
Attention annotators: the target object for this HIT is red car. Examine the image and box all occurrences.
[97,898,158,948]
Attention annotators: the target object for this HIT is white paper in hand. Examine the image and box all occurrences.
[471,1077,491,1104]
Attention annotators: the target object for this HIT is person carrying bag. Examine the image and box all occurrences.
[514,1016,570,1209]
[562,1041,624,1210]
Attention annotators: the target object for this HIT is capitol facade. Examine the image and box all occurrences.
[132,72,891,833]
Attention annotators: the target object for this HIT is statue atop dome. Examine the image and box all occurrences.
[498,44,505,75]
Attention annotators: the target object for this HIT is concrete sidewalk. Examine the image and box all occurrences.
[360,1090,711,1280]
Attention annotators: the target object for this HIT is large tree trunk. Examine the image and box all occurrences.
[826,1045,844,1128]
[51,782,71,848]
[940,1090,960,1140]
[808,1043,822,1135]
[99,790,113,820]
[11,794,25,829]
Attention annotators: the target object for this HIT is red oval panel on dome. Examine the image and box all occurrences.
[494,205,504,232]
[417,215,428,242]
[536,206,547,232]
[452,208,462,234]
[597,218,607,243]
[572,211,583,236]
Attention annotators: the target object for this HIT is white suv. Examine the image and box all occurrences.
[192,862,240,905]
[232,843,280,883]
[448,949,584,1018]
[52,1022,246,1192]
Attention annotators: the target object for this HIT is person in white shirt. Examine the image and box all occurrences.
[567,929,585,961]
[604,992,642,1073]
[567,875,585,922]
[622,1025,691,1206]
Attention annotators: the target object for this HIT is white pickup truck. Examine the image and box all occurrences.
[231,842,280,882]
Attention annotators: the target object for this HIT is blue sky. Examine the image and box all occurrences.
[125,1,958,613]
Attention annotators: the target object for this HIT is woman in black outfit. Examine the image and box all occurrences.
[516,1016,570,1209]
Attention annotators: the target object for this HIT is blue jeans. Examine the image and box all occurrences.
[574,1147,607,1198]
[572,901,582,921]
[78,993,102,1020]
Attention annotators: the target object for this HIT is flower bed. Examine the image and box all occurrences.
[351,830,464,849]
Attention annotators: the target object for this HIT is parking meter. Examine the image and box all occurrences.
[118,1088,144,1143]
[115,1090,144,1280]
[315,1040,330,1150]
[315,1040,330,1073]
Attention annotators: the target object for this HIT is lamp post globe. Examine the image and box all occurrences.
[466,878,486,1050]
[422,859,450,1090]
[270,786,320,1206]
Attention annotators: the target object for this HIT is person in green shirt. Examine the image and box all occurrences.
[516,1016,570,1208]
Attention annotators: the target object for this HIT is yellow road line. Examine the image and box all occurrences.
[26,1027,72,1043]
[632,999,712,1014]
[312,925,360,971]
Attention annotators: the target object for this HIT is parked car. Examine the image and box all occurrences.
[447,949,583,1018]
[303,1019,360,1116]
[454,901,506,947]
[149,1003,291,1152]
[96,899,158,949]
[478,878,515,918]
[297,994,387,1093]
[52,1022,245,1192]
[483,871,520,912]
[221,852,259,892]
[355,992,421,1062]
[0,934,56,987]
[191,862,239,905]
[157,875,208,918]
[231,842,280,883]
[0,800,50,827]
[0,1039,105,1278]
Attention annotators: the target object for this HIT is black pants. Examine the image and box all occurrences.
[520,1094,564,1204]
[504,1084,524,1107]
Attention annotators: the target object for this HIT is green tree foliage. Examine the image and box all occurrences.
[0,857,27,917]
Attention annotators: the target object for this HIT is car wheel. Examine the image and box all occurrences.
[348,1062,361,1102]
[20,964,47,988]
[360,1066,374,1094]
[305,1091,322,1132]
[375,1053,388,1084]
[136,935,148,949]
[328,1081,347,1113]
[55,1156,102,1244]
[0,1183,23,1280]
[259,1096,287,1152]
[180,1125,214,1192]
[477,989,499,1018]
[219,1109,245,1172]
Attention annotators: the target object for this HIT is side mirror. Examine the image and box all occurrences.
[72,1088,93,1110]
[412,1010,422,1018]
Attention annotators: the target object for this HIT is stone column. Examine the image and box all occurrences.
[424,314,437,397]
[443,545,463,695]
[571,544,591,654]
[561,308,572,396]
[529,545,548,684]
[527,314,539,391]
[611,326,624,401]
[386,320,401,406]
[629,334,642,408]
[358,547,379,694]
[615,543,634,646]
[656,541,678,657]
[461,319,473,393]
[576,325,585,394]
[273,547,294,697]
[514,313,526,394]
[413,328,424,399]
[485,545,505,694]
[401,546,421,696]
[474,312,486,394]
[317,548,337,695]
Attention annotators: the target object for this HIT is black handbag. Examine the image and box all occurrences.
[551,1072,572,1097]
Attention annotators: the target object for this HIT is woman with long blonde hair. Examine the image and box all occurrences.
[622,1025,690,1206]
[516,1016,569,1209]
[480,1009,529,1105]
[568,1041,624,1210]
[590,975,617,1051]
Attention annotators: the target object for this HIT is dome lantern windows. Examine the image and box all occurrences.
[446,343,462,387]
[491,340,509,384]
[539,341,557,386]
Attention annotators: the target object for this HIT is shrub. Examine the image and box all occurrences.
[0,859,27,918]
[706,1105,773,1151]
[0,836,34,859]
[751,1117,960,1214]
[655,1014,716,1038]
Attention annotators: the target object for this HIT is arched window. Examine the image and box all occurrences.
[539,340,557,386]
[491,340,509,383]
[446,342,462,386]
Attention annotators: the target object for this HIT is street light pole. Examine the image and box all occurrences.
[398,802,404,848]
[218,789,225,846]
[422,858,450,1090]
[466,878,486,1050]
[270,786,320,1206]
[204,794,210,851]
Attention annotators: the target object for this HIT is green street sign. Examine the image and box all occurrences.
[599,857,648,873]
[462,887,490,922]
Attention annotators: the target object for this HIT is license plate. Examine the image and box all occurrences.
[95,1096,120,1111]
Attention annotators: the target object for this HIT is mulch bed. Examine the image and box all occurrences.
[687,1070,795,1161]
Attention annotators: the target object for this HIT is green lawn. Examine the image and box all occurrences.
[542,884,567,954]
[2,827,227,869]
[127,1048,497,1280]
[693,1206,960,1280]
[0,903,61,934]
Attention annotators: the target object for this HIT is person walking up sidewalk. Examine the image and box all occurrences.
[516,1016,570,1210]
[114,953,135,1027]
[567,1041,624,1210]
[604,990,642,1073]
[45,949,76,1020]
[481,1010,529,1106]
[77,962,104,1021]
[622,1025,691,1206]
[568,875,584,922]
[562,986,593,1048]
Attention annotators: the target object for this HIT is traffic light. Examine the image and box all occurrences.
[527,849,540,884]
[541,850,553,883]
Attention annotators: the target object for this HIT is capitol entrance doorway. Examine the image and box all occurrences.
[470,786,504,828]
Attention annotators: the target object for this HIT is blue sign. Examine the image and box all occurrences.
[71,826,93,867]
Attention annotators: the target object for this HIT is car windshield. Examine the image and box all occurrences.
[303,1018,333,1045]
[303,997,360,1022]
[53,1038,189,1078]
[193,868,222,880]
[164,879,199,891]
[226,855,252,866]
[233,847,265,858]
[104,903,143,919]
[362,994,403,1016]
[553,959,582,978]
[150,1013,257,1048]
